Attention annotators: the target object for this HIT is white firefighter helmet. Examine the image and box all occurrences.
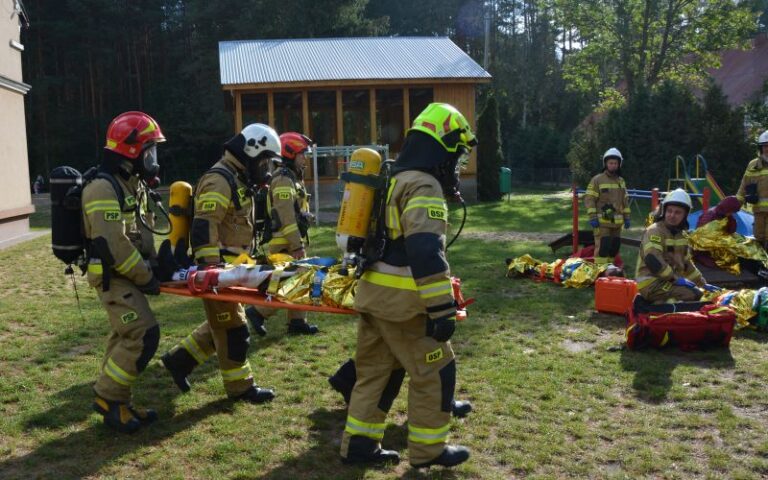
[758,130,768,146]
[240,123,281,160]
[602,147,623,167]
[662,188,692,212]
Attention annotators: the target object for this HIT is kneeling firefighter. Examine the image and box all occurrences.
[637,188,717,303]
[584,148,630,266]
[245,132,319,336]
[339,103,474,469]
[160,124,279,403]
[84,111,165,433]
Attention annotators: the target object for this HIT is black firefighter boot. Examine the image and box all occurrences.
[341,436,400,465]
[234,385,276,404]
[287,318,319,335]
[410,445,471,469]
[160,349,197,393]
[245,306,268,337]
[93,394,156,434]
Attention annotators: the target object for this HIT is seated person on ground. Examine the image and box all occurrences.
[636,188,707,303]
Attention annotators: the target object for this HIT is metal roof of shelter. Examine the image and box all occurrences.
[219,37,491,86]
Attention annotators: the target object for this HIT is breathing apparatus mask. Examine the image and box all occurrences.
[436,146,470,201]
[246,153,276,189]
[138,144,160,182]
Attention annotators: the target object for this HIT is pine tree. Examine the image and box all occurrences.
[476,95,503,201]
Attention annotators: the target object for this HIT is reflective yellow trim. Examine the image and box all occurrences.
[87,263,103,274]
[269,237,290,245]
[345,415,385,440]
[194,246,220,259]
[402,197,447,216]
[418,279,453,299]
[221,362,252,382]
[280,223,299,235]
[361,271,417,291]
[104,358,136,386]
[198,191,230,208]
[408,423,450,445]
[85,200,122,215]
[181,336,209,365]
[637,277,656,289]
[744,170,768,177]
[595,183,623,189]
[666,238,689,246]
[660,265,673,277]
[272,186,295,195]
[660,331,670,347]
[645,242,663,251]
[115,250,141,275]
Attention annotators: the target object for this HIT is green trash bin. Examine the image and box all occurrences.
[499,167,512,195]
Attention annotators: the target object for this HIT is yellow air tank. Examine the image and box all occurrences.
[336,148,382,257]
[168,181,193,250]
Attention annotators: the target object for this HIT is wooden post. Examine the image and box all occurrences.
[369,88,376,144]
[651,188,659,211]
[234,91,242,133]
[702,187,710,211]
[336,89,344,146]
[403,87,410,132]
[302,90,310,136]
[572,184,579,255]
[267,91,275,127]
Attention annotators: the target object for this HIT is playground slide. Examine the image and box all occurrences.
[686,171,725,206]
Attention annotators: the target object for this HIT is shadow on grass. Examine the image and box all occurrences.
[619,347,735,403]
[0,392,230,479]
[254,407,460,480]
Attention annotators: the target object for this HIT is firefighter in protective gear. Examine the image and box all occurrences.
[737,130,768,248]
[246,132,319,336]
[584,148,630,266]
[84,111,165,433]
[340,103,473,469]
[636,188,706,303]
[160,124,278,404]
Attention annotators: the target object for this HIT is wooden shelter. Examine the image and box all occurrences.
[219,37,491,178]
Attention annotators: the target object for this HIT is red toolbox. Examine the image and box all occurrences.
[595,277,637,315]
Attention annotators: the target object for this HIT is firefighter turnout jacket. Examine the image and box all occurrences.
[178,151,257,396]
[584,172,630,228]
[82,171,159,403]
[737,156,768,242]
[342,169,457,464]
[267,167,309,254]
[636,221,705,303]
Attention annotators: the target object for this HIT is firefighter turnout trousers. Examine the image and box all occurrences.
[165,301,254,396]
[93,278,159,403]
[340,313,455,464]
[593,226,622,266]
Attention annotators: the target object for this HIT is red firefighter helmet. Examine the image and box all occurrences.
[279,132,313,161]
[104,111,166,159]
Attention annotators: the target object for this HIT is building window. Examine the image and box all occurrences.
[376,88,404,153]
[274,92,303,134]
[242,93,268,125]
[309,90,338,176]
[342,90,371,146]
[409,88,433,125]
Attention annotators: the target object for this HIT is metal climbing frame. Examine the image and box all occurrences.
[310,144,389,225]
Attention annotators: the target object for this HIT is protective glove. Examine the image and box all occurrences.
[703,283,721,292]
[430,317,456,343]
[137,276,161,295]
[673,277,697,289]
[588,218,600,229]
[624,219,631,229]
[746,194,759,205]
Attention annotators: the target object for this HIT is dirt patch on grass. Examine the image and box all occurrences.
[561,339,595,353]
[463,231,561,243]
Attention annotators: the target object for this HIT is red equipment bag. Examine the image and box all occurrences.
[625,304,736,351]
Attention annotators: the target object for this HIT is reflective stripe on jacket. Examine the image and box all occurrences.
[584,172,630,225]
[737,157,768,212]
[267,169,306,252]
[636,221,704,293]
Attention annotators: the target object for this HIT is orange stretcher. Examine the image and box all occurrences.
[159,284,357,315]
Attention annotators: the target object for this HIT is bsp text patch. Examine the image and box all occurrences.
[216,312,231,322]
[650,235,662,243]
[121,311,138,324]
[427,207,446,221]
[277,192,291,200]
[426,347,444,363]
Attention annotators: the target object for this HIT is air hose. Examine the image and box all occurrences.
[446,196,466,250]
[137,183,172,235]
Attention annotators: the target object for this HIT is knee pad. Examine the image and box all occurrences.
[191,218,210,251]
[644,254,664,274]
[377,368,405,413]
[439,360,456,413]
[609,236,622,256]
[598,237,612,258]
[136,325,160,373]
[226,325,250,363]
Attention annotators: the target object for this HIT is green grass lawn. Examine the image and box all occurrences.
[3,192,768,479]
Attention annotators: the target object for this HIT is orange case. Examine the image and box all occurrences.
[595,277,637,315]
